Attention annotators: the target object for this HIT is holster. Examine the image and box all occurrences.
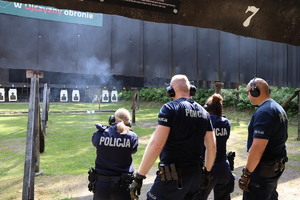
[227,151,235,171]
[256,157,288,178]
[157,162,182,189]
[88,167,97,193]
[157,162,179,181]
[120,173,134,187]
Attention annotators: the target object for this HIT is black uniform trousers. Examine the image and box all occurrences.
[93,181,130,200]
[201,160,235,200]
[146,168,202,200]
[242,170,284,200]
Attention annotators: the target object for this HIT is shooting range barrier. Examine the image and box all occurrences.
[22,77,49,200]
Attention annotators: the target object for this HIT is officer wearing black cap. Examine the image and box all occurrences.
[201,93,235,200]
[239,78,288,200]
[91,108,139,200]
[129,74,216,200]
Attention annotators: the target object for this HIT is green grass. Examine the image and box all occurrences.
[0,102,299,199]
[0,102,161,200]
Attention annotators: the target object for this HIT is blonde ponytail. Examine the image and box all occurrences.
[114,108,131,134]
[117,121,130,134]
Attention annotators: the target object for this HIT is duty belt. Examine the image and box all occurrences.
[96,175,121,183]
[256,157,288,178]
[214,154,227,163]
[157,162,202,190]
[176,163,203,174]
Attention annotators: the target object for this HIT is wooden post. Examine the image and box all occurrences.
[35,107,41,173]
[22,77,40,200]
[280,89,300,141]
[214,81,224,94]
[40,84,49,153]
[42,83,48,133]
[131,88,138,125]
[235,83,240,106]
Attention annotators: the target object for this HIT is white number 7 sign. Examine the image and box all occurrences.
[243,6,260,27]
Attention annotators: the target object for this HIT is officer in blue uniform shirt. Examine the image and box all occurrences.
[92,108,139,200]
[129,74,216,200]
[201,93,235,200]
[239,78,288,200]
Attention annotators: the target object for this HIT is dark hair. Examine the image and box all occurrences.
[204,93,223,116]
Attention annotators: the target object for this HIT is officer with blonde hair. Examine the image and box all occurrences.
[90,108,139,200]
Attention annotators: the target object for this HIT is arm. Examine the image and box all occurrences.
[245,138,268,172]
[131,134,139,154]
[204,130,216,171]
[92,131,99,147]
[138,125,170,176]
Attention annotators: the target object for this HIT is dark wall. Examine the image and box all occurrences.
[7,0,300,46]
[0,13,299,88]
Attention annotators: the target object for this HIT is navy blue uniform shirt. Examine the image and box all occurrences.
[157,97,213,167]
[210,114,230,162]
[247,99,288,161]
[92,124,138,176]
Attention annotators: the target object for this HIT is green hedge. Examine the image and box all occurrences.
[119,86,299,115]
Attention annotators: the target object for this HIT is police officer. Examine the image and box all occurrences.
[92,108,139,200]
[239,78,288,200]
[201,93,235,200]
[129,74,216,200]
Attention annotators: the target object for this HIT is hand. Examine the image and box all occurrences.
[128,173,146,200]
[200,167,212,190]
[238,168,251,192]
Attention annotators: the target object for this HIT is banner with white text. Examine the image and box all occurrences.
[0,0,103,26]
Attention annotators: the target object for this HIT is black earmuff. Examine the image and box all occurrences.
[109,114,131,127]
[249,78,260,97]
[203,104,210,112]
[190,85,197,96]
[108,115,115,125]
[166,84,197,97]
[166,85,175,97]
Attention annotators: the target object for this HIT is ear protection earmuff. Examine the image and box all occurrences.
[190,85,196,96]
[203,104,210,112]
[108,115,115,125]
[249,78,260,97]
[109,114,132,127]
[166,85,175,97]
[166,84,197,97]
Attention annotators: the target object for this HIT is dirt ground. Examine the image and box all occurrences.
[32,162,300,200]
[32,136,300,200]
[25,121,300,200]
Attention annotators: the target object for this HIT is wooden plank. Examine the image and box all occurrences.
[281,89,300,108]
[22,77,39,200]
[131,88,138,124]
[42,84,48,134]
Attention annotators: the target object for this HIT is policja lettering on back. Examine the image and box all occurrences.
[99,136,131,148]
[214,128,228,136]
[185,109,208,119]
